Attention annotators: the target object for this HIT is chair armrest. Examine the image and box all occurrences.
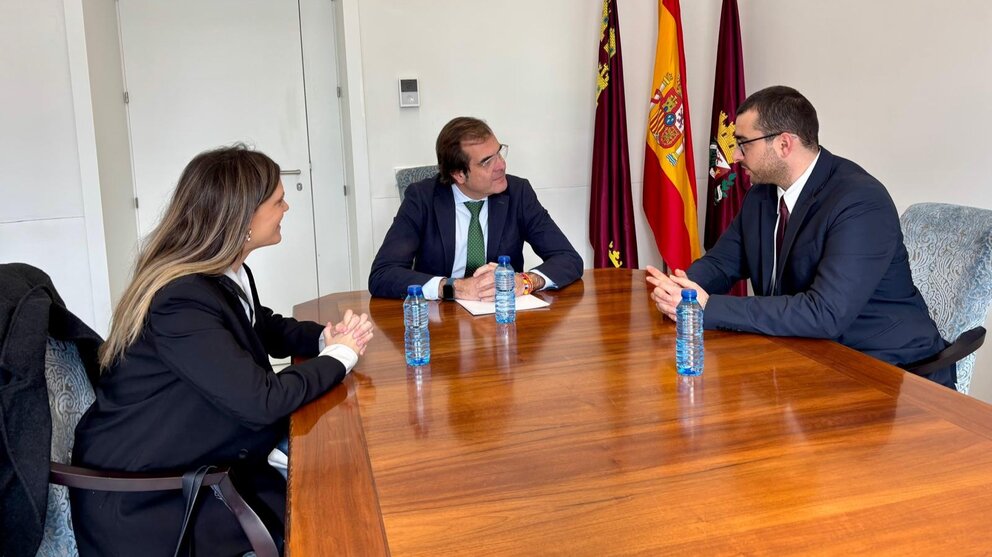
[50,462,228,491]
[51,463,279,557]
[902,326,986,377]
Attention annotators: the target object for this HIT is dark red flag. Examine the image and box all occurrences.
[590,0,638,269]
[705,0,750,295]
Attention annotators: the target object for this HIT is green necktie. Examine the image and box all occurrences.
[464,200,486,277]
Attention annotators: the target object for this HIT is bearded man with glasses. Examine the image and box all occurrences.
[370,116,582,301]
[646,85,954,390]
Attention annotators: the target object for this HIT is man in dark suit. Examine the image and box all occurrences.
[647,86,954,389]
[369,117,583,300]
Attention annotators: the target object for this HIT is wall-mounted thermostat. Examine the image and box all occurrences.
[399,78,420,108]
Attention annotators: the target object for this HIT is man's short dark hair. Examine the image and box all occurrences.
[436,117,494,185]
[737,86,819,149]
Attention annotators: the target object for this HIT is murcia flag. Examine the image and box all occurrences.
[590,0,638,269]
[642,0,700,271]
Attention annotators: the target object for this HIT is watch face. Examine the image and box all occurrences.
[443,282,455,300]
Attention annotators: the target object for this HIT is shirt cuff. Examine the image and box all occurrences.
[529,269,557,290]
[318,343,359,374]
[422,276,444,300]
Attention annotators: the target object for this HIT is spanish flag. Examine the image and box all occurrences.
[642,0,700,271]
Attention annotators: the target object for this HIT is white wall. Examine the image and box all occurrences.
[348,0,720,280]
[82,0,138,306]
[355,1,601,279]
[0,0,110,335]
[352,0,727,278]
[350,0,992,401]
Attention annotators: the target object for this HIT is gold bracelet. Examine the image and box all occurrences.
[520,272,534,295]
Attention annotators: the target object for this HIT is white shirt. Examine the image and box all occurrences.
[224,265,358,373]
[422,186,555,300]
[224,265,255,323]
[771,151,820,290]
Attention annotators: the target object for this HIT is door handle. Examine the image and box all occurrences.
[280,169,303,191]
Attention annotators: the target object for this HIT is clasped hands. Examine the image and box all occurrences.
[645,265,709,321]
[322,309,374,356]
[452,263,540,302]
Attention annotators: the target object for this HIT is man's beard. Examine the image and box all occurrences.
[747,156,790,187]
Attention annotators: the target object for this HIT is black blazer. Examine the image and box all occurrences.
[687,148,952,387]
[0,263,102,557]
[71,266,346,556]
[368,174,584,298]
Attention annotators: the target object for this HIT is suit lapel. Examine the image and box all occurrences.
[213,275,268,364]
[486,191,509,262]
[434,182,457,273]
[775,149,833,291]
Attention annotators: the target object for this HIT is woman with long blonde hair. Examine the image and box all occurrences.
[71,145,372,556]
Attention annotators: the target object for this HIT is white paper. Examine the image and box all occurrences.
[267,447,288,479]
[455,294,551,316]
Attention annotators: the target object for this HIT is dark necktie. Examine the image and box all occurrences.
[464,200,486,277]
[776,197,790,256]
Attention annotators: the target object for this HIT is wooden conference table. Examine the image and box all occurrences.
[289,269,992,555]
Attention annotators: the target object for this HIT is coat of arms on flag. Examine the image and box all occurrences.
[709,111,738,204]
[648,73,687,164]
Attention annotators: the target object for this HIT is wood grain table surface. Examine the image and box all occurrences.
[288,269,992,556]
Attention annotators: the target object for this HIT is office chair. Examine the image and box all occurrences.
[900,203,992,393]
[39,340,280,557]
[0,262,277,557]
[396,165,439,201]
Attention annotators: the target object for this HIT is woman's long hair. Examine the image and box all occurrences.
[99,144,281,369]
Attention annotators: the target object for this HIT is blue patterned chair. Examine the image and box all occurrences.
[396,165,439,201]
[900,203,992,393]
[36,339,94,557]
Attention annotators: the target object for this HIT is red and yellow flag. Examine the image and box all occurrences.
[642,0,700,271]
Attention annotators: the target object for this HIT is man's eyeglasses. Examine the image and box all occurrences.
[478,144,509,169]
[734,132,782,155]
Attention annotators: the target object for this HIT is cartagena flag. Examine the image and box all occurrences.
[706,0,750,296]
[589,0,638,269]
[642,0,700,271]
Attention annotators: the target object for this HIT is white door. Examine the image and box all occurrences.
[119,0,351,356]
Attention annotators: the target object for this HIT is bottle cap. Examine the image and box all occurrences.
[407,285,423,296]
[498,255,510,264]
[681,288,697,300]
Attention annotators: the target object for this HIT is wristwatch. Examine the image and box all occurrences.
[442,278,456,301]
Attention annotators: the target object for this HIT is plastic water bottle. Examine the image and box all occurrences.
[404,285,430,366]
[494,255,516,324]
[675,288,703,376]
